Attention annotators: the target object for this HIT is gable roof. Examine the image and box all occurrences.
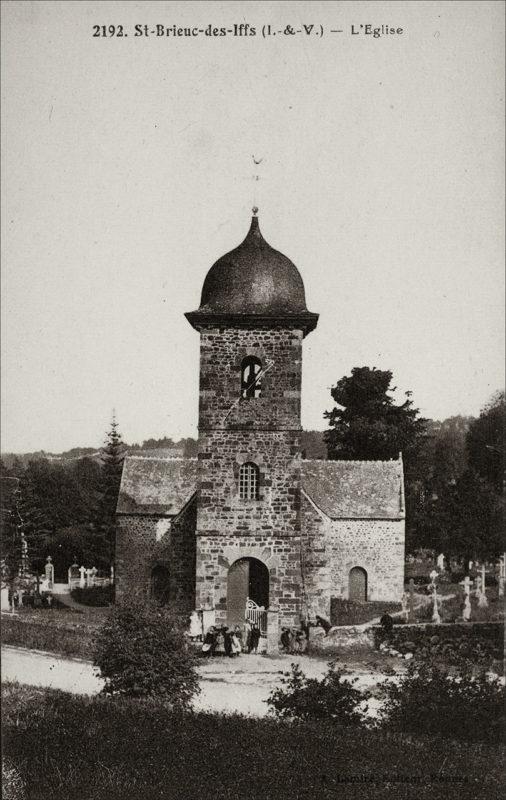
[301,458,404,519]
[117,456,198,516]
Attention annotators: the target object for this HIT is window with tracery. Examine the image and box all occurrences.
[239,462,260,500]
[241,356,262,399]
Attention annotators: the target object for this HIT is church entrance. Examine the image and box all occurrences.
[226,557,269,629]
[348,567,367,603]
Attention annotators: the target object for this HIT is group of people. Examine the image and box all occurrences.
[201,621,262,657]
[280,626,308,654]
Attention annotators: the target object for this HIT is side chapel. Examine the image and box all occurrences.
[115,212,405,649]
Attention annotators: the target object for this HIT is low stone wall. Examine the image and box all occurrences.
[372,622,504,665]
[308,625,374,654]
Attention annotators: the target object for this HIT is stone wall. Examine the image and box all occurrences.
[300,492,405,618]
[198,325,303,430]
[115,496,197,613]
[195,323,306,630]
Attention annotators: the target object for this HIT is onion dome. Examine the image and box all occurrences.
[186,211,318,335]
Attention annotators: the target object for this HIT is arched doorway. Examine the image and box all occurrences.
[349,567,367,603]
[151,565,170,605]
[227,557,269,628]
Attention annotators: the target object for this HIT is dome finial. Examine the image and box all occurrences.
[252,205,258,217]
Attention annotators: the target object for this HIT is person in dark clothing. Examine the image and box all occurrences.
[249,624,261,654]
[202,626,216,657]
[280,627,292,653]
[223,626,232,657]
[315,615,332,635]
[380,613,394,633]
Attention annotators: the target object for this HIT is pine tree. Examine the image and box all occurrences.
[95,412,127,566]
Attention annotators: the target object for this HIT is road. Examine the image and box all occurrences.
[1,645,388,717]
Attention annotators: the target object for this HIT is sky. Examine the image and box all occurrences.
[1,0,504,453]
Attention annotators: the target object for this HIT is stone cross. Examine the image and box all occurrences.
[463,594,472,621]
[498,554,505,598]
[44,556,54,588]
[432,586,441,624]
[90,566,98,587]
[86,568,93,586]
[79,566,86,589]
[408,578,415,621]
[401,591,409,622]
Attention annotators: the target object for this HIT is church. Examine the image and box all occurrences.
[115,211,405,651]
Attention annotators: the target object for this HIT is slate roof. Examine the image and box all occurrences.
[117,455,404,520]
[116,457,198,516]
[302,458,404,519]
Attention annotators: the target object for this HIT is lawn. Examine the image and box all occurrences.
[2,683,504,800]
[1,607,104,660]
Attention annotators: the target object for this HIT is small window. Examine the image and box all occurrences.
[241,356,262,399]
[239,462,260,500]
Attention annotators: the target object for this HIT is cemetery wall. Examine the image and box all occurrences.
[372,622,504,664]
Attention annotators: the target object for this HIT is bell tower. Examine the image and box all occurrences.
[186,211,318,630]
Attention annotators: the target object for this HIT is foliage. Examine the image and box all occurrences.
[94,599,199,706]
[6,683,502,800]
[324,367,427,463]
[378,659,505,743]
[425,469,504,562]
[301,430,326,459]
[267,661,369,725]
[71,585,114,606]
[466,391,505,493]
[93,414,126,565]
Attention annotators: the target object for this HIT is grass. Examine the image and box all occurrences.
[2,682,504,800]
[1,609,103,660]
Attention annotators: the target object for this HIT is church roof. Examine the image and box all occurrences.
[186,214,318,334]
[116,456,198,516]
[302,458,405,519]
[117,455,404,520]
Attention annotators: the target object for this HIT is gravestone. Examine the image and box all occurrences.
[79,566,86,589]
[437,553,445,571]
[431,586,441,624]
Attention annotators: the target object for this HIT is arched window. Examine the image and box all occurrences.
[241,356,262,399]
[239,462,260,500]
[151,564,171,605]
[348,567,367,603]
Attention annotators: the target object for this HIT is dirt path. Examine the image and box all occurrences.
[1,645,393,717]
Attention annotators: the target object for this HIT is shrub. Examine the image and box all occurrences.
[71,585,114,606]
[267,661,369,725]
[378,659,506,743]
[94,599,199,708]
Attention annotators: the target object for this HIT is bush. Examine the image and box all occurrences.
[267,661,369,725]
[71,585,114,606]
[378,659,506,743]
[94,599,199,708]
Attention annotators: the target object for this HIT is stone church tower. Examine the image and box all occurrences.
[115,211,405,651]
[185,211,318,631]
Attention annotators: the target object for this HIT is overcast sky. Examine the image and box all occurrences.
[1,0,504,453]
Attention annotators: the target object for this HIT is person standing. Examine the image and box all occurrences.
[249,623,261,654]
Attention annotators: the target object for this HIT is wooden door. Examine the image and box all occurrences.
[227,559,250,628]
[349,567,367,603]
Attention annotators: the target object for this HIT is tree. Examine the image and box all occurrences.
[324,367,427,463]
[427,469,504,564]
[94,599,200,706]
[466,391,505,493]
[94,413,126,565]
